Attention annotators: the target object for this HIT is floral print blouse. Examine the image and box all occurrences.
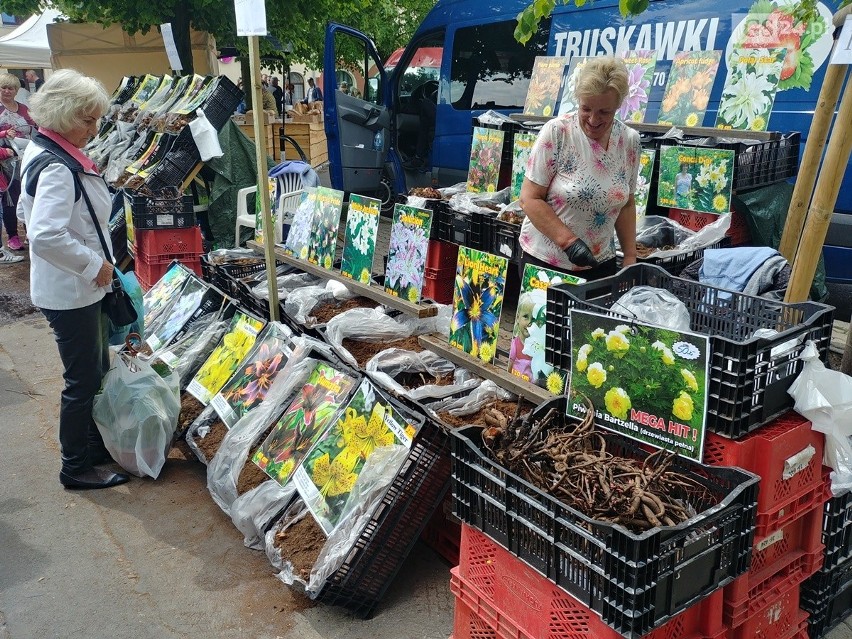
[519,115,641,271]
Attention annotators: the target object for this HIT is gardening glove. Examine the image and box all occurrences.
[565,238,598,268]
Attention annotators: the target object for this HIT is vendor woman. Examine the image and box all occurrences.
[518,55,640,280]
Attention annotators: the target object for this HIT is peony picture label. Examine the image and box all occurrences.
[567,310,710,461]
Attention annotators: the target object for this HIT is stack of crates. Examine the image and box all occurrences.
[422,239,458,304]
[125,188,203,290]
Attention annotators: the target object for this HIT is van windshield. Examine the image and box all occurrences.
[450,18,551,111]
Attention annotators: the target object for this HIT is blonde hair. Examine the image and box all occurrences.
[574,56,629,106]
[28,69,110,135]
[0,73,20,89]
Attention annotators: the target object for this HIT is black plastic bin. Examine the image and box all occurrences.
[544,264,834,438]
[125,187,196,230]
[485,216,522,263]
[821,490,852,572]
[436,202,487,250]
[801,558,852,639]
[451,396,759,638]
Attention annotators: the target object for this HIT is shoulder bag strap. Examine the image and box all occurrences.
[73,171,115,266]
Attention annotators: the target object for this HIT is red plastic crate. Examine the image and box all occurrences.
[703,411,825,537]
[134,226,203,261]
[457,525,725,639]
[426,239,460,270]
[724,570,808,639]
[669,208,751,246]
[423,266,454,304]
[420,494,461,566]
[136,256,202,291]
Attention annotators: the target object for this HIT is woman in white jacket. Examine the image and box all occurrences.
[17,69,129,490]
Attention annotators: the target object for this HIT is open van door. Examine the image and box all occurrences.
[323,24,396,208]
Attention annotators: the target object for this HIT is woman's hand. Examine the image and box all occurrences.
[94,260,114,288]
[5,129,16,140]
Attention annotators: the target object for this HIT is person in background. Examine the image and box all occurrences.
[261,84,278,114]
[17,69,130,490]
[25,70,44,93]
[518,55,639,281]
[301,77,323,104]
[339,81,350,95]
[270,77,283,114]
[284,83,294,107]
[0,72,37,256]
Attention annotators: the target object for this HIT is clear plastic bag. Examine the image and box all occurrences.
[231,479,297,550]
[788,341,852,496]
[428,379,516,417]
[283,280,356,327]
[612,286,691,331]
[365,348,456,399]
[92,352,181,478]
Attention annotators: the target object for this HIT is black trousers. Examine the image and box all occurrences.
[518,250,618,282]
[41,300,110,473]
[2,179,20,239]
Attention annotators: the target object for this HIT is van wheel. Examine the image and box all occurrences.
[378,173,396,214]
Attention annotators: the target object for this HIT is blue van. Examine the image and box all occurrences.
[321,0,847,212]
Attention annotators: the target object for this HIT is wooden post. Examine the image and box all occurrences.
[785,75,852,303]
[248,35,280,322]
[778,42,847,263]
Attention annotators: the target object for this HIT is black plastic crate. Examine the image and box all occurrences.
[619,237,732,275]
[822,490,852,572]
[436,202,486,249]
[200,76,244,131]
[544,263,834,438]
[125,188,196,230]
[485,216,521,263]
[451,396,759,638]
[145,129,202,191]
[801,558,852,639]
[316,411,452,617]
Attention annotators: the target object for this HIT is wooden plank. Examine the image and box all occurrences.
[247,241,439,318]
[418,334,555,405]
[180,163,204,192]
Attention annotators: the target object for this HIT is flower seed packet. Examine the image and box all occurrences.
[657,50,722,127]
[383,204,433,304]
[449,248,508,365]
[716,47,786,131]
[510,132,538,201]
[209,323,295,427]
[556,56,590,116]
[307,187,345,270]
[523,56,568,117]
[142,261,193,326]
[292,379,417,534]
[635,149,656,219]
[466,127,504,193]
[283,188,317,260]
[252,362,357,487]
[340,194,381,284]
[186,311,266,405]
[618,50,657,123]
[145,276,219,352]
[657,146,734,215]
[509,264,584,391]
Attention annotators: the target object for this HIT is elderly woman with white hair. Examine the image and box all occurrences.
[518,56,640,280]
[17,69,129,490]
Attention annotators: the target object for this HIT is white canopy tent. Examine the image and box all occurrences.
[0,10,60,69]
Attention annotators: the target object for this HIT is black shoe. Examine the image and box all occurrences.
[60,467,130,490]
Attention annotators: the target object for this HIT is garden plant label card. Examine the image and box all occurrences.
[510,132,538,200]
[292,379,416,534]
[449,248,508,365]
[556,56,590,116]
[186,312,266,405]
[384,204,432,304]
[523,56,568,117]
[635,149,656,219]
[657,146,734,215]
[340,194,381,285]
[252,362,357,487]
[144,277,208,351]
[283,188,317,260]
[618,50,657,123]
[209,323,295,427]
[509,264,584,392]
[142,262,192,325]
[716,48,786,131]
[567,310,710,461]
[466,127,504,193]
[657,50,722,127]
[307,187,345,270]
[253,177,278,245]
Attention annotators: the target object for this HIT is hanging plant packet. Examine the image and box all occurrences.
[618,50,657,123]
[657,50,722,127]
[466,127,504,193]
[657,146,734,215]
[283,188,317,260]
[523,56,568,117]
[510,132,537,201]
[252,362,357,487]
[208,323,296,427]
[292,379,417,534]
[307,187,345,270]
[716,47,786,131]
[340,194,381,285]
[556,56,590,116]
[145,277,223,352]
[185,311,267,404]
[635,149,656,219]
[142,261,193,325]
[509,264,584,392]
[383,203,432,304]
[449,247,508,365]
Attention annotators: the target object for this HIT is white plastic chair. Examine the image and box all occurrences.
[234,185,257,247]
[273,172,305,241]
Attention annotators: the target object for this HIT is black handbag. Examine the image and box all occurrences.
[75,173,138,327]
